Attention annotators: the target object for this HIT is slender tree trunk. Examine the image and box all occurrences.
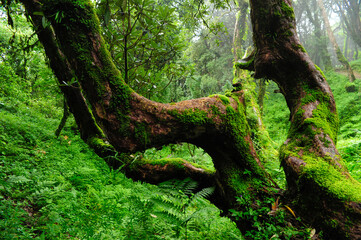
[344,35,349,58]
[355,43,359,59]
[317,0,356,82]
[233,0,249,62]
[55,99,70,137]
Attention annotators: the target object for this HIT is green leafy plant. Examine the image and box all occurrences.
[152,178,215,238]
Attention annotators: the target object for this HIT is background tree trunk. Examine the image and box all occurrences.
[317,0,356,82]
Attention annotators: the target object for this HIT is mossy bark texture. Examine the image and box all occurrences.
[244,0,361,238]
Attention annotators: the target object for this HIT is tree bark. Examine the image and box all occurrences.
[317,0,356,82]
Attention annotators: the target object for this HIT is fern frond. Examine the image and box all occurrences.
[154,209,184,224]
[183,206,214,224]
[151,194,184,210]
[191,186,214,202]
[178,178,198,195]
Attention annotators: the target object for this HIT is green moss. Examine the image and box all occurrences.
[45,0,134,123]
[132,157,214,174]
[134,122,149,147]
[326,219,339,229]
[87,136,116,155]
[235,57,254,70]
[219,95,231,105]
[301,155,361,202]
[292,44,307,53]
[273,10,282,18]
[223,104,265,178]
[227,169,253,203]
[314,65,326,79]
[87,137,110,148]
[282,30,293,37]
[168,108,210,126]
[209,94,231,105]
[303,102,339,143]
[210,105,221,115]
[335,48,348,65]
[294,84,339,144]
[280,1,295,20]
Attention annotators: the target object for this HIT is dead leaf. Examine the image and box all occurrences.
[284,205,297,218]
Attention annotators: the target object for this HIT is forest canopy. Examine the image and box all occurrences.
[1,0,361,239]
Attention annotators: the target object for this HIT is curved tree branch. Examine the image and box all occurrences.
[21,0,276,229]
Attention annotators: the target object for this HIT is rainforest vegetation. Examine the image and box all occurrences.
[1,0,361,239]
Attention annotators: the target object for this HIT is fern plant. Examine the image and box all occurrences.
[151,178,214,238]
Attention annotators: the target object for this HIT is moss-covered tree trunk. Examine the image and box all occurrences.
[240,0,361,238]
[317,0,356,82]
[22,0,361,238]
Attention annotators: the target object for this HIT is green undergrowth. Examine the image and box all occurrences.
[263,82,290,145]
[0,96,241,239]
[350,58,361,73]
[326,68,361,182]
[230,196,311,239]
[144,143,215,171]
